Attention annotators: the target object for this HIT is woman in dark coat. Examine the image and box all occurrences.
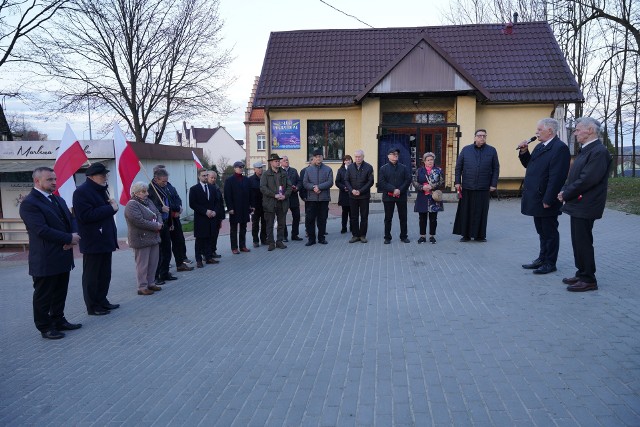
[414,152,444,243]
[335,155,353,233]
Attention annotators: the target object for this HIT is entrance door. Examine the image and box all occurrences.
[418,128,447,177]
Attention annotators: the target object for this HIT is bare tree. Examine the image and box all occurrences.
[30,0,234,144]
[6,111,48,139]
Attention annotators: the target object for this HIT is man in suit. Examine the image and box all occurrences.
[518,118,571,275]
[19,167,82,339]
[558,117,612,292]
[73,162,120,315]
[189,168,220,268]
[206,170,225,258]
[280,156,303,242]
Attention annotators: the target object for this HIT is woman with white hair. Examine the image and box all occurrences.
[124,181,164,295]
[414,152,444,244]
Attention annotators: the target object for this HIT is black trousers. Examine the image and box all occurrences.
[230,221,247,250]
[418,212,438,236]
[82,252,112,312]
[383,200,408,240]
[349,198,370,237]
[210,220,220,254]
[251,210,267,244]
[283,205,301,239]
[32,272,70,332]
[169,216,188,264]
[265,203,287,244]
[306,201,329,242]
[534,215,560,266]
[156,224,172,279]
[570,216,597,283]
[195,237,213,262]
[340,205,350,231]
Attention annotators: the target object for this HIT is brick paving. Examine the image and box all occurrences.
[1,199,639,426]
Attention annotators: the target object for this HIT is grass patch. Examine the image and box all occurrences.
[181,221,194,232]
[607,177,640,215]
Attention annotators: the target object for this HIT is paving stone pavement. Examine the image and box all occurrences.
[1,199,639,426]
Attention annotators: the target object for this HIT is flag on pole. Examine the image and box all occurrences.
[192,151,203,170]
[114,124,141,205]
[54,124,88,209]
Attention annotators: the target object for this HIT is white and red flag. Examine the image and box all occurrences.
[114,124,141,205]
[54,124,88,209]
[192,151,203,170]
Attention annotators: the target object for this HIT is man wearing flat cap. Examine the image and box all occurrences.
[72,162,120,315]
[224,161,252,254]
[260,153,292,250]
[249,162,267,247]
[378,147,412,244]
[303,148,333,246]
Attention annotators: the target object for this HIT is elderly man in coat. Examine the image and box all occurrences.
[224,161,252,254]
[518,118,571,275]
[303,148,333,246]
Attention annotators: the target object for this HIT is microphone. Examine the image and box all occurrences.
[516,136,537,150]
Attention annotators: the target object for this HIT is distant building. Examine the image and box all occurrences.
[245,76,267,169]
[177,122,246,172]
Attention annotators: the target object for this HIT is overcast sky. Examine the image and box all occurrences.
[3,0,455,142]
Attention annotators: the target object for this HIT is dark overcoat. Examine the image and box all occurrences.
[72,178,119,254]
[519,136,571,217]
[224,175,252,224]
[454,143,500,190]
[19,189,77,277]
[283,167,301,208]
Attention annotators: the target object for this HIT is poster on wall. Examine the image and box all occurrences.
[271,120,300,149]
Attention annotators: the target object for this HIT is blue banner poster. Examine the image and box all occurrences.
[271,120,301,149]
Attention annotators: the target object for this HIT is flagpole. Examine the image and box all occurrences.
[139,161,167,207]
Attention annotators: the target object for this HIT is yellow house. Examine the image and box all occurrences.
[249,22,583,192]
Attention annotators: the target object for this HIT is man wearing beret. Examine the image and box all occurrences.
[72,162,120,316]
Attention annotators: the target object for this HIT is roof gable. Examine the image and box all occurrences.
[255,22,583,108]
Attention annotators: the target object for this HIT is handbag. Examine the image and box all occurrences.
[431,189,443,202]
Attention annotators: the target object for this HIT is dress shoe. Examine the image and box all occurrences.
[401,238,410,243]
[138,288,154,295]
[384,239,391,244]
[459,236,470,242]
[147,285,162,291]
[533,264,557,274]
[305,241,316,246]
[341,228,348,234]
[417,236,426,244]
[318,239,328,244]
[429,236,437,244]
[41,330,65,339]
[162,274,178,281]
[155,278,166,286]
[212,253,222,258]
[282,238,289,243]
[562,276,580,285]
[291,236,303,241]
[56,321,82,331]
[177,263,194,272]
[232,249,240,254]
[360,237,368,243]
[240,247,251,253]
[183,258,193,264]
[522,258,543,269]
[196,261,204,268]
[349,236,360,243]
[567,281,598,292]
[276,241,287,249]
[206,258,219,264]
[102,303,120,310]
[88,309,110,315]
[253,242,260,248]
[268,243,276,251]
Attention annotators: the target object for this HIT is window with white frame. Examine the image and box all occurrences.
[256,133,266,151]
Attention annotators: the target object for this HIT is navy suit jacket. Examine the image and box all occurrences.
[19,189,77,277]
[519,136,570,217]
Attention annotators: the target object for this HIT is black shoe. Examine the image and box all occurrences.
[88,309,110,316]
[384,239,391,244]
[282,238,289,243]
[291,236,303,241]
[318,239,328,244]
[429,236,436,244]
[56,321,82,331]
[522,258,543,269]
[533,264,557,275]
[417,237,427,244]
[156,279,166,286]
[162,274,178,281]
[459,237,470,242]
[212,253,222,258]
[102,303,120,310]
[305,241,316,246]
[41,330,65,339]
[401,238,410,243]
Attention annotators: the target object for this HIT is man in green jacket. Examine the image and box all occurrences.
[260,153,292,251]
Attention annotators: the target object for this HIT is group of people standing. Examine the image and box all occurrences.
[18,115,610,339]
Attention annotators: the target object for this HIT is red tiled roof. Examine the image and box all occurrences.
[255,22,582,108]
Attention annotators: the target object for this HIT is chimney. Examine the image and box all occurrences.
[513,12,518,23]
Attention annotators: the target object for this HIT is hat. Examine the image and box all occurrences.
[253,161,265,168]
[233,161,245,168]
[267,153,282,161]
[312,148,323,157]
[85,162,110,176]
[388,147,400,155]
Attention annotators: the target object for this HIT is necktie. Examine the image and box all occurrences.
[204,184,209,200]
[49,195,71,230]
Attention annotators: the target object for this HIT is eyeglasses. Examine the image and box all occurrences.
[475,134,487,138]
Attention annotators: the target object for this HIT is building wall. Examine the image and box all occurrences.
[198,128,246,172]
[246,122,267,167]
